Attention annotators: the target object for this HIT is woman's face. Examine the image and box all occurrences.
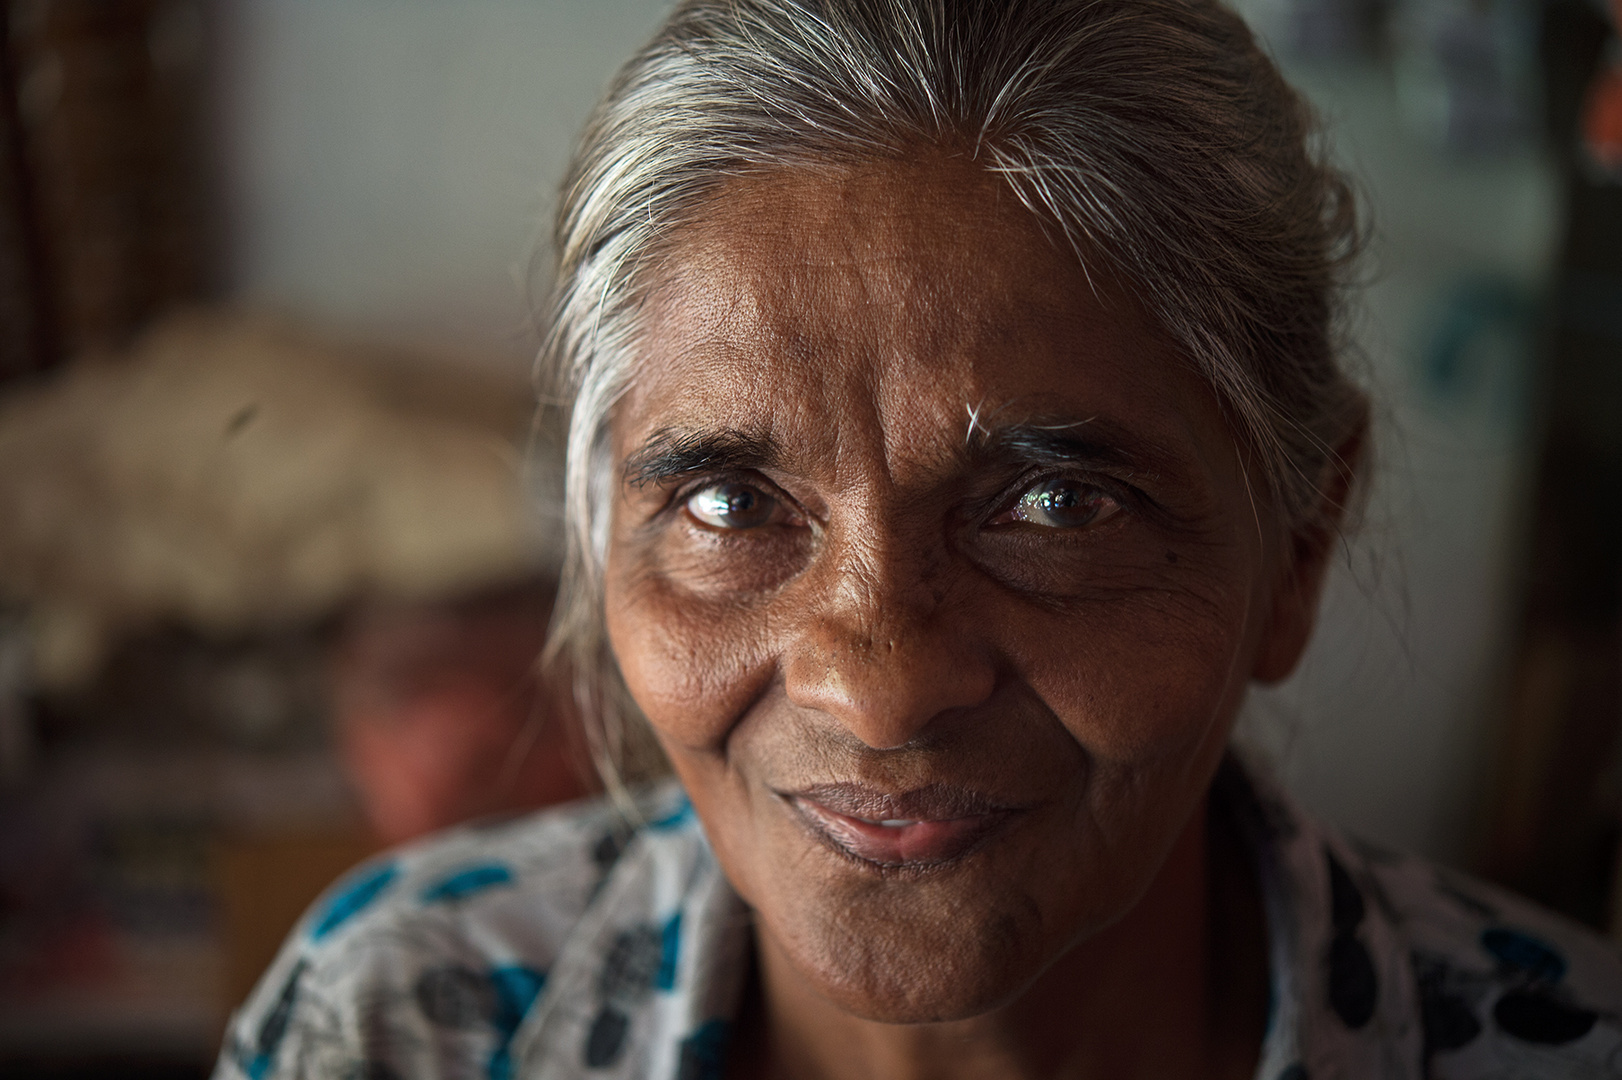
[605,157,1314,1023]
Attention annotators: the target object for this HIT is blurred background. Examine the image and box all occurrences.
[0,0,1617,1075]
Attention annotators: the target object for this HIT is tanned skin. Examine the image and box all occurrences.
[602,152,1349,1080]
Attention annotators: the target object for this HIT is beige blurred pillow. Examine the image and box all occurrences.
[0,310,557,688]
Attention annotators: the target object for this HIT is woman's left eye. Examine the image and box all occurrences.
[992,478,1121,529]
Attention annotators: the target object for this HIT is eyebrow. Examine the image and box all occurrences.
[972,420,1149,475]
[623,427,783,487]
[624,417,1158,488]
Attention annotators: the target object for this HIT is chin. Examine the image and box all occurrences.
[769,883,1047,1024]
[810,944,1037,1024]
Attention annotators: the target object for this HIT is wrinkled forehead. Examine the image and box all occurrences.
[659,156,1049,308]
[640,157,1100,367]
[616,156,1218,479]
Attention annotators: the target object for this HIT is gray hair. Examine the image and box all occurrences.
[539,0,1367,794]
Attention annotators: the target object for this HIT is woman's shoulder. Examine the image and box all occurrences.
[212,782,699,1080]
[1227,756,1622,1078]
[1352,840,1622,1077]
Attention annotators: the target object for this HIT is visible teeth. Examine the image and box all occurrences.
[878,818,918,827]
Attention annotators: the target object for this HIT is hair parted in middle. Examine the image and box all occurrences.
[539,0,1366,796]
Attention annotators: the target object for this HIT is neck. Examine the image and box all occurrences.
[733,798,1267,1080]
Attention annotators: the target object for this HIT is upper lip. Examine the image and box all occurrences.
[782,781,1022,822]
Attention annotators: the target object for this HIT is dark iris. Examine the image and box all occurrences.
[1018,480,1109,528]
[688,482,777,529]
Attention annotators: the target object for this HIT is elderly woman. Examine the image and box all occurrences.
[218,1,1622,1078]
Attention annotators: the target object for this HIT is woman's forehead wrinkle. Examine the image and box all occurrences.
[627,257,871,486]
[720,171,1034,489]
[630,160,1232,504]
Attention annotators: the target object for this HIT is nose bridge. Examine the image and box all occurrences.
[830,510,933,634]
[784,506,994,749]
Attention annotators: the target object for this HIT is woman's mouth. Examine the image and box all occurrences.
[783,783,1021,867]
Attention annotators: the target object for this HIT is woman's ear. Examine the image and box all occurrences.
[1252,421,1367,684]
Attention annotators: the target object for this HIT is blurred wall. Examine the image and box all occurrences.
[214,0,1560,869]
[218,0,672,352]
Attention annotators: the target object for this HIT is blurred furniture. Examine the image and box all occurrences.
[0,310,552,691]
[0,0,214,383]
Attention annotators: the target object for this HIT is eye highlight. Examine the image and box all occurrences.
[992,478,1121,530]
[685,481,783,530]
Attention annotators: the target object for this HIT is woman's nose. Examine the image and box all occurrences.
[781,562,996,750]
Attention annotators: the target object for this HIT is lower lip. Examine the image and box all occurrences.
[790,797,1011,867]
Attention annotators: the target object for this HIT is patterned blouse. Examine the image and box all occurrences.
[213,759,1622,1080]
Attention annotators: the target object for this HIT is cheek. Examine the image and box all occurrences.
[604,548,776,753]
[1014,557,1261,765]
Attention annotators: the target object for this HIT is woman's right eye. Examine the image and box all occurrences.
[685,481,781,530]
